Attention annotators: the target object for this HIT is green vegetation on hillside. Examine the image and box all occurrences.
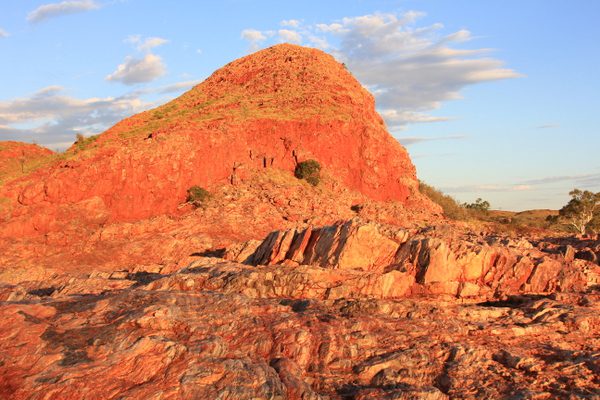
[294,160,321,186]
[187,186,211,208]
[75,134,100,151]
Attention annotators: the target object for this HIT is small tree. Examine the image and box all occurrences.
[464,198,491,212]
[556,189,600,235]
[294,159,321,186]
[19,149,26,173]
[75,133,85,145]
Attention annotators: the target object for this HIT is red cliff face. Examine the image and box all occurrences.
[0,44,428,235]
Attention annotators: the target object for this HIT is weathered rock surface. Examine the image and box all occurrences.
[0,261,598,399]
[235,221,600,299]
[0,169,436,285]
[1,220,599,398]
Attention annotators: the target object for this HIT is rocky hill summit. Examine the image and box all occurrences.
[0,44,433,238]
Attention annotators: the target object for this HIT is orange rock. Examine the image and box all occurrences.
[241,221,598,298]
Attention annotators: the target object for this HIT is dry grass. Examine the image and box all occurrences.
[419,181,469,220]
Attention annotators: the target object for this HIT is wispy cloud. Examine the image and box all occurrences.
[280,19,300,28]
[443,184,505,193]
[536,123,560,129]
[125,35,169,52]
[442,184,534,193]
[241,12,521,129]
[0,28,9,38]
[397,135,467,146]
[441,173,600,196]
[27,0,100,23]
[518,173,600,187]
[411,152,456,159]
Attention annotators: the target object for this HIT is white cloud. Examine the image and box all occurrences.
[278,29,302,44]
[281,19,300,28]
[0,78,204,150]
[0,28,9,38]
[126,35,169,52]
[27,0,99,23]
[241,12,521,128]
[241,29,267,51]
[241,29,266,42]
[380,109,450,128]
[106,53,166,85]
[330,13,522,117]
[316,23,347,34]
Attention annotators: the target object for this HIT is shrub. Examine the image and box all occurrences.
[351,204,364,213]
[419,181,468,220]
[187,186,211,207]
[295,159,321,186]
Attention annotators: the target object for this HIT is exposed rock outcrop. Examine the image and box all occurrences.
[1,220,599,399]
[1,261,598,399]
[233,221,600,299]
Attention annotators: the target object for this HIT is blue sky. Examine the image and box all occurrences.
[0,0,598,211]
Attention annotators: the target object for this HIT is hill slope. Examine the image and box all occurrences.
[0,44,433,236]
[0,141,53,184]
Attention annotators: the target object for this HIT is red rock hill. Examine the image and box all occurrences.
[1,44,431,235]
